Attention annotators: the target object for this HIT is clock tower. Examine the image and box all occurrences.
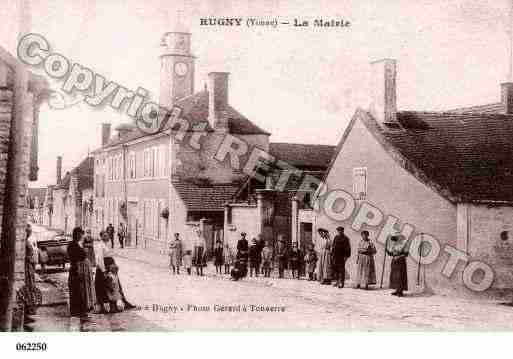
[159,27,195,109]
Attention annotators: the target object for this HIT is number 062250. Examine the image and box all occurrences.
[16,342,47,351]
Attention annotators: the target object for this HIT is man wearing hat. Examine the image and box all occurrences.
[237,232,249,256]
[235,232,249,276]
[331,226,351,288]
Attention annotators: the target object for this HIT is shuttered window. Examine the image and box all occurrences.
[353,167,367,200]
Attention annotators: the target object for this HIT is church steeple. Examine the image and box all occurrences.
[159,14,195,109]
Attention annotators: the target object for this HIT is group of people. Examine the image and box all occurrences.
[168,230,209,276]
[105,222,127,249]
[316,226,409,296]
[167,226,410,297]
[67,226,135,319]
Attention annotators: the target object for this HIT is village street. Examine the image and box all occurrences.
[33,241,513,331]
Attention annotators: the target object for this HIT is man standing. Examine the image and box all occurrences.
[106,223,115,249]
[236,232,249,260]
[235,232,249,278]
[117,223,126,249]
[331,226,351,288]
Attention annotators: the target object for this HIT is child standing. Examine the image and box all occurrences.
[183,250,192,275]
[304,244,318,281]
[261,241,273,278]
[288,242,302,279]
[104,264,122,313]
[213,240,224,275]
[223,243,233,274]
[168,233,183,274]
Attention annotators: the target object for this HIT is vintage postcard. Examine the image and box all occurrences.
[2,0,513,350]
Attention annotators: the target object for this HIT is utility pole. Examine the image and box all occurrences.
[0,0,30,331]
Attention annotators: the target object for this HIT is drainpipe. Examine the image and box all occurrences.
[122,144,128,245]
[466,205,471,254]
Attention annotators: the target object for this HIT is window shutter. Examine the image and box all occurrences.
[353,167,367,200]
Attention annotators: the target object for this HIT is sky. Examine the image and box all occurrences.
[0,0,512,187]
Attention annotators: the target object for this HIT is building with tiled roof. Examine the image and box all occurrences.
[48,156,94,234]
[92,26,273,253]
[316,58,513,298]
[269,143,335,170]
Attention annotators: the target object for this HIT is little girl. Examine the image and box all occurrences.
[304,244,318,281]
[183,250,192,275]
[213,240,224,274]
[223,243,234,274]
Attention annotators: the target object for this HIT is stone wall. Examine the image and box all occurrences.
[0,54,37,330]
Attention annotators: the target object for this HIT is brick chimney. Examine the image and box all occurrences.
[370,59,397,124]
[208,72,230,131]
[101,123,111,146]
[56,155,62,185]
[501,83,513,114]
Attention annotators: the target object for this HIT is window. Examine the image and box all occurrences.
[151,147,156,177]
[156,147,161,177]
[353,167,367,200]
[163,144,169,177]
[143,150,148,178]
[128,152,136,179]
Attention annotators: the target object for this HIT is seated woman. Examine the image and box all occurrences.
[95,231,135,312]
[231,250,248,281]
[104,264,122,313]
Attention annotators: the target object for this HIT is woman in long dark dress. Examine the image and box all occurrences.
[192,230,207,276]
[386,234,409,297]
[67,227,94,318]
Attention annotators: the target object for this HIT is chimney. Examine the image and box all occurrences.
[370,59,397,124]
[115,123,135,139]
[101,123,111,146]
[501,83,513,114]
[208,72,230,131]
[56,156,62,184]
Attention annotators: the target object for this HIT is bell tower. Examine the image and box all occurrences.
[159,23,195,109]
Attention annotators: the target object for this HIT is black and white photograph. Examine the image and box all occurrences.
[1,0,513,357]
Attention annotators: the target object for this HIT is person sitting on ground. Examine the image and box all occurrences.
[248,238,261,277]
[104,264,122,313]
[230,256,248,281]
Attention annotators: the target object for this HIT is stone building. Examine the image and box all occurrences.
[92,24,271,253]
[0,45,48,330]
[314,58,513,297]
[224,143,335,251]
[26,187,45,224]
[50,156,94,234]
